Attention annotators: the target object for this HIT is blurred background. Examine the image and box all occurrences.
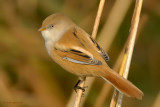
[0,0,160,107]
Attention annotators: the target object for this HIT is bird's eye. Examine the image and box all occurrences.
[50,24,54,28]
[47,24,54,29]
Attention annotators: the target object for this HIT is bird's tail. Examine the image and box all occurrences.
[101,67,144,100]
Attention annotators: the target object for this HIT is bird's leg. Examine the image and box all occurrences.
[74,77,87,93]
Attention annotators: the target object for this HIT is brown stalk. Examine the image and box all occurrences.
[92,0,106,39]
[94,0,134,106]
[74,77,86,107]
[110,0,143,107]
[68,0,134,106]
[153,92,160,107]
[67,0,106,107]
[95,13,148,107]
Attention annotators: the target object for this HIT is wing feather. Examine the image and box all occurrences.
[54,47,102,65]
[89,37,110,61]
[53,26,108,65]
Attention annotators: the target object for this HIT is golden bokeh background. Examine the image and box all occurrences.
[0,0,160,107]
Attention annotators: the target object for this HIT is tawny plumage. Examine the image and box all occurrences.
[39,13,144,100]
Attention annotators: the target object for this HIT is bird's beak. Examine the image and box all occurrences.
[38,27,46,31]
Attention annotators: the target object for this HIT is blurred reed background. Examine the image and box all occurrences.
[0,0,160,107]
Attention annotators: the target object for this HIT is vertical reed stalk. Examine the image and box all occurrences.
[110,0,143,107]
[69,0,106,107]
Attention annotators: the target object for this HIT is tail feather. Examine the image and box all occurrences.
[102,68,144,100]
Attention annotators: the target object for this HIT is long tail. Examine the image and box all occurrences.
[101,67,144,100]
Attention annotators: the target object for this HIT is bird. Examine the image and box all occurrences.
[39,13,144,100]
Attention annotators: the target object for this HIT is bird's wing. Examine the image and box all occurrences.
[53,26,109,65]
[89,37,110,61]
[54,46,102,65]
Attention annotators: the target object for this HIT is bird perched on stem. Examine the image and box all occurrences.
[39,13,144,100]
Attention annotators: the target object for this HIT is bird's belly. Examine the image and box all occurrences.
[51,53,103,77]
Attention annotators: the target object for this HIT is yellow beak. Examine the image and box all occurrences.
[38,27,46,31]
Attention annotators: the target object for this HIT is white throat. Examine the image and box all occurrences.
[41,25,72,55]
[41,28,64,43]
